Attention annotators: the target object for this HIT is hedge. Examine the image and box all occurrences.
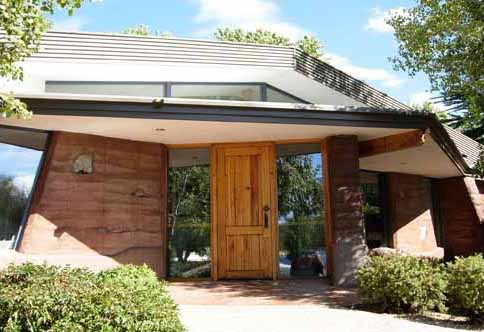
[0,264,184,332]
[356,255,448,313]
[447,254,484,320]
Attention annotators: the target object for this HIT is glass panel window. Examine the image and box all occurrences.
[276,143,325,278]
[167,148,211,278]
[267,87,305,103]
[360,171,386,249]
[170,84,261,101]
[45,82,165,97]
[0,129,45,249]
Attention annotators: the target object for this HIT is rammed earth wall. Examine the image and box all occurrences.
[18,132,168,277]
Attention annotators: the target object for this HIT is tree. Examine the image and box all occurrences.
[0,0,88,119]
[122,25,171,37]
[168,165,210,264]
[277,155,323,259]
[0,175,29,241]
[388,1,484,141]
[214,28,324,58]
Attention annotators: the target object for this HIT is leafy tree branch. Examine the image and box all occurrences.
[388,0,484,142]
[0,0,87,119]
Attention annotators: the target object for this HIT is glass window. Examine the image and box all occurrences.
[267,87,305,103]
[45,82,165,97]
[276,143,325,278]
[167,148,211,278]
[0,128,45,249]
[360,171,386,249]
[170,84,261,101]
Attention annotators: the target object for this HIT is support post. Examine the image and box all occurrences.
[322,135,368,287]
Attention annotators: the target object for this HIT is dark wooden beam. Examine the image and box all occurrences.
[359,130,426,158]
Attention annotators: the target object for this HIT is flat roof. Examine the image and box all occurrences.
[6,30,411,110]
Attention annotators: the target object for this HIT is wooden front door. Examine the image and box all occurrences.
[212,143,277,280]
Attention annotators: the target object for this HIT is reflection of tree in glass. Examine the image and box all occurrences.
[361,180,384,249]
[0,175,28,241]
[168,166,210,263]
[277,155,323,259]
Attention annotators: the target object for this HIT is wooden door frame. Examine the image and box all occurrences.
[210,142,278,280]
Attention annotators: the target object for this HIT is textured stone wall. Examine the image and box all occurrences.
[386,173,439,254]
[18,132,168,277]
[322,135,368,287]
[437,177,484,257]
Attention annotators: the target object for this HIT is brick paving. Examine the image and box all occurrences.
[168,278,359,306]
[169,279,474,332]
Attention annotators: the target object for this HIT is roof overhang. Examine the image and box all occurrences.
[0,93,472,178]
[10,93,426,128]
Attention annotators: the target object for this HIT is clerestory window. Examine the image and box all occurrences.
[45,81,308,104]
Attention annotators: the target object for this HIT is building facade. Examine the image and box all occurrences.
[1,31,483,286]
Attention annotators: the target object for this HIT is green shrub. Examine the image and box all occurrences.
[0,263,184,332]
[356,255,447,313]
[447,254,484,319]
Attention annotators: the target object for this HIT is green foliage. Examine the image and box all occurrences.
[0,263,184,332]
[447,254,484,319]
[357,255,448,313]
[388,0,484,140]
[0,175,28,241]
[123,25,172,37]
[277,155,323,259]
[472,147,484,178]
[168,165,210,266]
[280,216,323,260]
[214,28,324,58]
[0,0,87,119]
[296,35,323,59]
[362,202,380,216]
[0,94,32,119]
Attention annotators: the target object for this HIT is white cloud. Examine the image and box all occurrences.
[13,175,35,192]
[191,0,307,40]
[326,53,406,88]
[53,17,88,31]
[365,7,407,33]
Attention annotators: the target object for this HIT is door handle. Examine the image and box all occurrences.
[263,205,270,228]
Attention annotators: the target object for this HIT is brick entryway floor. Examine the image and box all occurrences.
[167,278,359,306]
[170,280,470,332]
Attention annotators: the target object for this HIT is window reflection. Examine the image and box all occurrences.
[167,148,211,278]
[171,84,260,101]
[360,171,386,249]
[276,144,326,278]
[267,86,304,103]
[0,141,43,249]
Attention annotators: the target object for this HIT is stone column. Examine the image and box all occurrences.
[322,135,368,287]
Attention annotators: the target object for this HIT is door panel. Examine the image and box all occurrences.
[213,143,276,279]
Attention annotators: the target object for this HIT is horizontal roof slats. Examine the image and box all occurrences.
[4,30,413,109]
[31,31,294,68]
[294,49,411,110]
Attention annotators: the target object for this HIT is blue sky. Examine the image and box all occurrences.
[1,0,437,187]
